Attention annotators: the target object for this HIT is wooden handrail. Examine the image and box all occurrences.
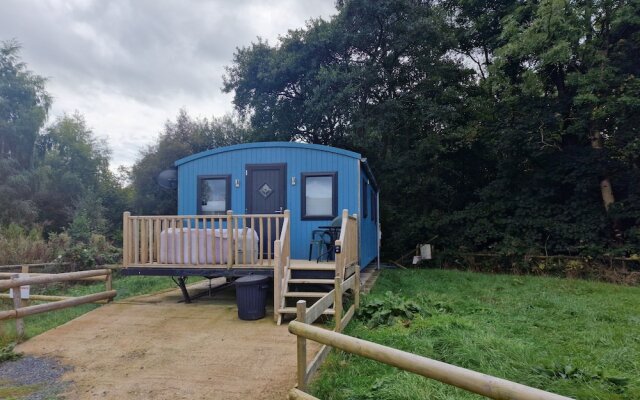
[273,210,291,323]
[288,321,573,400]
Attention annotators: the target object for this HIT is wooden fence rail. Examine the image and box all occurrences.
[0,269,115,338]
[293,263,360,390]
[0,262,70,271]
[287,321,573,400]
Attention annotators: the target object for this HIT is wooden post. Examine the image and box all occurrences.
[11,274,24,338]
[122,212,130,267]
[355,263,360,310]
[274,240,282,322]
[20,265,30,307]
[283,209,291,257]
[334,239,343,279]
[296,300,307,390]
[227,211,233,268]
[105,270,113,303]
[334,276,343,332]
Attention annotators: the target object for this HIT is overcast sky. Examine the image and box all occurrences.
[0,0,336,169]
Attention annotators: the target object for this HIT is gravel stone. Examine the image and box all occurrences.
[0,355,72,399]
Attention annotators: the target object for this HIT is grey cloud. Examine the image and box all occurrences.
[0,0,336,167]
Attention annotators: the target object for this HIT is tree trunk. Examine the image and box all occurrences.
[590,131,615,210]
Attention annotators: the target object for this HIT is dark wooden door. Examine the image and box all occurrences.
[246,164,287,256]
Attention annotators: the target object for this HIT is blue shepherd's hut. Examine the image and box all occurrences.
[121,142,379,322]
[175,142,380,266]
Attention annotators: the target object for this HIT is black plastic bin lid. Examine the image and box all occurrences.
[235,275,270,286]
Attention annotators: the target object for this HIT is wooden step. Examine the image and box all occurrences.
[284,291,328,298]
[289,264,336,271]
[288,278,334,285]
[279,307,335,315]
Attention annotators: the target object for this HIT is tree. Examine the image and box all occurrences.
[224,0,640,257]
[0,40,51,168]
[130,110,250,215]
[33,113,113,232]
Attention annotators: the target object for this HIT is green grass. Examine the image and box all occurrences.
[311,269,640,400]
[1,272,182,346]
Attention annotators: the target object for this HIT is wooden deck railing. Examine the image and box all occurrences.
[335,210,358,278]
[273,211,292,321]
[0,269,115,338]
[122,211,289,268]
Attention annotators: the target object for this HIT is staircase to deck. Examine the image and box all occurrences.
[273,209,360,325]
[277,260,338,323]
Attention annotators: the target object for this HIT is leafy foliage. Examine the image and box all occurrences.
[358,291,422,328]
[223,0,640,258]
[129,109,250,215]
[0,343,21,363]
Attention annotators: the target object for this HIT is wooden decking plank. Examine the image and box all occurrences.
[288,279,335,285]
[279,307,335,315]
[284,291,328,297]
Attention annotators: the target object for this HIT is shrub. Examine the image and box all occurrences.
[357,291,422,328]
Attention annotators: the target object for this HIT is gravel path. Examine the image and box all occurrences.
[0,355,72,399]
[15,284,319,400]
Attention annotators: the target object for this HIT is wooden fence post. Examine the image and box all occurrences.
[226,210,233,268]
[334,276,343,332]
[296,300,307,390]
[105,270,113,302]
[11,274,24,338]
[355,264,360,310]
[122,212,130,267]
[274,240,282,322]
[21,265,30,307]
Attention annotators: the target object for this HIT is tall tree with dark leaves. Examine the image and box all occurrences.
[130,110,250,215]
[0,40,50,168]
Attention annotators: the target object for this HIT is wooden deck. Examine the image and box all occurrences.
[122,209,360,323]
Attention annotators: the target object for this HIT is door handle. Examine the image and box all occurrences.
[274,207,283,214]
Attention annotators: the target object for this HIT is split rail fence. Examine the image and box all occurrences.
[0,268,115,337]
[288,291,573,400]
[291,263,360,391]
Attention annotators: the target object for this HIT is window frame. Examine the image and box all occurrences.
[301,172,338,221]
[197,174,231,215]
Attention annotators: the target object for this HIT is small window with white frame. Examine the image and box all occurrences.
[301,172,338,220]
[198,175,231,215]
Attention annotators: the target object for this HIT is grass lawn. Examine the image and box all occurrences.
[0,272,183,347]
[311,269,640,400]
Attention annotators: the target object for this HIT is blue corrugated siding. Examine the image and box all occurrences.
[177,144,366,261]
[359,173,379,267]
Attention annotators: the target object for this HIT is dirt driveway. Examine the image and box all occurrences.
[16,280,317,399]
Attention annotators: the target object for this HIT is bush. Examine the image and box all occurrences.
[0,224,53,264]
[357,291,422,328]
[0,224,120,269]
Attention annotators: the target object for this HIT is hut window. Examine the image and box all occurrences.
[198,175,231,215]
[301,172,337,220]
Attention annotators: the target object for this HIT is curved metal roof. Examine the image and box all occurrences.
[174,141,363,166]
